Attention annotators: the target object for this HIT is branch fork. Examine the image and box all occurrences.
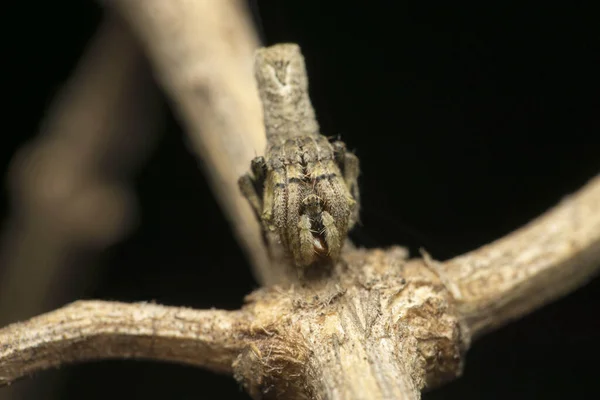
[1,1,599,399]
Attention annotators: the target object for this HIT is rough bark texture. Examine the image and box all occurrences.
[1,247,467,399]
[0,301,246,381]
[2,170,599,398]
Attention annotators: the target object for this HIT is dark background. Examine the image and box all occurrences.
[2,1,599,399]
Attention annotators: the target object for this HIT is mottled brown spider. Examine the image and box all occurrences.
[238,44,360,268]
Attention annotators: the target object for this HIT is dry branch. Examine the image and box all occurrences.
[3,171,598,398]
[1,1,599,399]
[434,175,600,337]
[1,247,463,400]
[107,0,276,284]
[0,301,248,385]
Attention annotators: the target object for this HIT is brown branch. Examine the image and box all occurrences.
[2,172,598,397]
[105,0,277,284]
[434,174,600,337]
[1,248,463,400]
[0,301,248,387]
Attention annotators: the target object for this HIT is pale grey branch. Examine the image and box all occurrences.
[107,0,275,284]
[254,43,320,139]
[435,174,600,337]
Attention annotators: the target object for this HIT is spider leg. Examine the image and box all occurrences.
[332,140,359,196]
[342,151,360,227]
[285,164,304,265]
[238,173,262,219]
[251,156,267,183]
[239,155,269,221]
[262,168,285,232]
[298,214,316,266]
[320,210,341,259]
[313,160,350,259]
[332,140,347,168]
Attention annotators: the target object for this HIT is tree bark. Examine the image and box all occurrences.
[1,1,599,399]
[434,174,600,337]
[1,248,466,400]
[2,174,599,397]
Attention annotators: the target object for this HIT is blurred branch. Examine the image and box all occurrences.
[433,175,600,337]
[0,15,160,327]
[0,14,162,400]
[106,0,277,284]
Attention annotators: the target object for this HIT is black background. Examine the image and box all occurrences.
[1,1,599,399]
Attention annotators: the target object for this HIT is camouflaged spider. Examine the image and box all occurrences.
[238,44,361,268]
[239,134,359,268]
[238,44,360,269]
